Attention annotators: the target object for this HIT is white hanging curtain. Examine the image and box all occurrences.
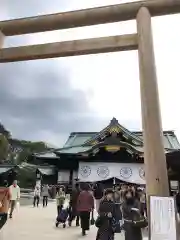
[78,162,145,185]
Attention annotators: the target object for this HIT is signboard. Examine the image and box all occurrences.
[150,196,177,240]
[72,171,78,181]
[58,170,70,183]
[36,173,41,179]
[170,181,179,190]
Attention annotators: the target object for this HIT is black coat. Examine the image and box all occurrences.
[69,188,80,218]
[96,198,116,240]
[122,199,143,240]
[94,187,103,200]
[70,188,80,207]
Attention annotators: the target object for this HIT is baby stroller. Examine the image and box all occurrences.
[55,202,70,228]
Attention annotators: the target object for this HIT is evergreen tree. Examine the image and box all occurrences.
[0,134,9,162]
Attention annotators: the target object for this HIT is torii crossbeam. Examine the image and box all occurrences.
[0,0,179,199]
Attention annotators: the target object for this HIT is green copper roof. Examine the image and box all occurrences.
[64,133,95,148]
[134,131,180,149]
[32,118,180,159]
[56,146,92,154]
[38,166,55,175]
[64,118,180,150]
[0,166,14,174]
[50,143,176,156]
[84,118,143,146]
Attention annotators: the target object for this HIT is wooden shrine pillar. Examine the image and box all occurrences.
[136,7,169,197]
[0,31,4,48]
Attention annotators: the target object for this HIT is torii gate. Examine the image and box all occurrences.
[0,0,180,197]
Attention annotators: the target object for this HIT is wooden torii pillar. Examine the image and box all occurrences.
[137,7,169,197]
[0,31,4,48]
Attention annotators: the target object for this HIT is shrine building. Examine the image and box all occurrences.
[29,118,180,190]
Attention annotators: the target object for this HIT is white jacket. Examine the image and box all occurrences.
[34,187,41,197]
[9,185,20,200]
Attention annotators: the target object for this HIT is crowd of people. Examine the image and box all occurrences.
[1,179,180,239]
[52,182,147,240]
[0,179,149,240]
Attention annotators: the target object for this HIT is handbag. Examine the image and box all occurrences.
[95,215,102,228]
[90,210,95,225]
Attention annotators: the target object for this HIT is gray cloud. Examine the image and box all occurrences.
[0,1,102,146]
[0,59,97,144]
[0,0,141,146]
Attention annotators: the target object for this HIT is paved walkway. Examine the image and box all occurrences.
[1,201,147,240]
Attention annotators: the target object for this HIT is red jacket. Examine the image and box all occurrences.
[77,190,94,212]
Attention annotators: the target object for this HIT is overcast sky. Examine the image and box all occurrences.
[0,0,180,147]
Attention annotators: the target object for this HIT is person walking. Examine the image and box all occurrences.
[33,185,41,207]
[42,184,49,207]
[94,183,104,212]
[122,190,143,240]
[77,183,94,236]
[139,189,146,217]
[56,186,66,216]
[9,180,20,218]
[69,183,80,226]
[96,189,116,240]
[114,188,122,233]
[119,184,128,203]
[0,180,11,230]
